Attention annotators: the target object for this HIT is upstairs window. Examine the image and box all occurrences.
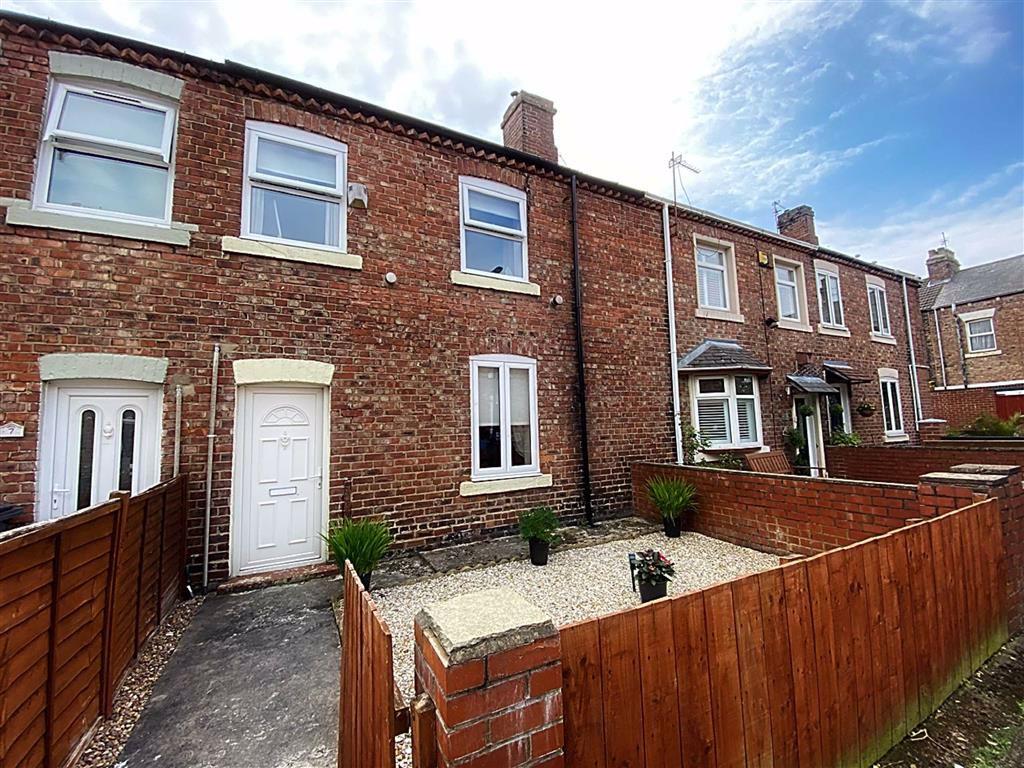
[964,315,997,353]
[459,178,528,281]
[242,122,347,251]
[470,355,539,480]
[36,82,177,222]
[696,245,730,310]
[815,264,845,328]
[867,282,892,336]
[772,257,809,328]
[691,375,761,449]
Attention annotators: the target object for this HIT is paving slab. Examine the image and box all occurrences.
[117,579,341,768]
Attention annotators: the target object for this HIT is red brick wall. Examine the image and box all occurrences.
[826,442,1024,485]
[0,22,925,581]
[632,462,921,555]
[920,293,1024,404]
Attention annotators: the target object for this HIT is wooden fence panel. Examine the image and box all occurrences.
[558,498,1010,768]
[0,475,187,768]
[338,562,396,768]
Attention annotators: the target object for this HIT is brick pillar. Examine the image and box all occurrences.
[918,464,1024,632]
[916,418,948,442]
[414,588,564,767]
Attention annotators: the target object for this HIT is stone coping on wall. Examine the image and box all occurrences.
[638,461,918,490]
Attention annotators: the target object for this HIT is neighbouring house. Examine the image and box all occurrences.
[919,247,1024,427]
[0,12,927,584]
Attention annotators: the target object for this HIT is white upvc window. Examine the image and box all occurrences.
[879,371,905,438]
[459,177,529,282]
[815,261,846,329]
[867,279,892,337]
[242,122,347,252]
[470,355,539,480]
[34,81,178,223]
[773,257,810,329]
[960,309,999,354]
[691,374,762,449]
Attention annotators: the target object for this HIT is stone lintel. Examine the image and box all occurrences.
[415,588,555,665]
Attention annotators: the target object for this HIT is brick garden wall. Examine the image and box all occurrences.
[632,462,922,555]
[826,442,1024,485]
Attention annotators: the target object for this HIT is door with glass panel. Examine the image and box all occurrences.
[39,382,161,519]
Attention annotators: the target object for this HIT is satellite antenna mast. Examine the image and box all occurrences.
[941,231,949,247]
[668,152,700,207]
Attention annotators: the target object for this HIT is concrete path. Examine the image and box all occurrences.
[117,579,342,768]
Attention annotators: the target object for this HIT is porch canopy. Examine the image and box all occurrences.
[822,359,872,384]
[786,361,838,394]
[677,339,772,374]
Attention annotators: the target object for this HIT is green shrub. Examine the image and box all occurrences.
[828,430,862,446]
[704,453,745,470]
[949,412,1023,438]
[681,424,711,464]
[646,476,698,521]
[519,506,560,543]
[322,518,392,575]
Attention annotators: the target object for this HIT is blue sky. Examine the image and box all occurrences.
[8,0,1023,273]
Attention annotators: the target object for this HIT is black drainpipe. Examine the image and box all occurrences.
[571,174,595,526]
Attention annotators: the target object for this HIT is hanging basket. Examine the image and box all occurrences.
[856,402,876,417]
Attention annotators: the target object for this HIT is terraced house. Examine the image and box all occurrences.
[0,12,927,586]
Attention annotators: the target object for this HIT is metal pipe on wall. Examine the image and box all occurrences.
[900,276,923,423]
[569,175,594,526]
[202,343,221,590]
[661,203,684,464]
[173,384,183,476]
[934,308,948,388]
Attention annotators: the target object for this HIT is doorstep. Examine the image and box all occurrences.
[217,561,338,593]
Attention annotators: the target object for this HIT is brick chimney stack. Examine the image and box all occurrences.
[776,205,819,245]
[926,246,960,282]
[501,91,558,163]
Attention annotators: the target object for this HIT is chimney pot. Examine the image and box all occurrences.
[776,205,819,245]
[926,246,960,282]
[501,90,558,163]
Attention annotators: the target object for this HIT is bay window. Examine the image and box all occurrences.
[691,374,762,448]
[470,355,539,480]
[242,122,347,251]
[35,81,177,222]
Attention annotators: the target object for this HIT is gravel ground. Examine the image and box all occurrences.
[77,596,204,768]
[372,531,779,701]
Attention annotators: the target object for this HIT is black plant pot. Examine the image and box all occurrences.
[358,571,372,590]
[529,538,550,566]
[639,580,668,603]
[662,515,681,538]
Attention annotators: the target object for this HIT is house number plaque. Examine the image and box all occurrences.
[0,422,25,438]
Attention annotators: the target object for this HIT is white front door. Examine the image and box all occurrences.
[794,395,824,478]
[39,381,162,519]
[234,386,326,575]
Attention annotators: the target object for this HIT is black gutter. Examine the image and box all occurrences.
[570,175,594,526]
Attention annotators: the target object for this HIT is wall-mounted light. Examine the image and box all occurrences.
[384,271,398,286]
[551,294,564,307]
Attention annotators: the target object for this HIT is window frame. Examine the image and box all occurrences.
[879,373,906,438]
[469,354,540,481]
[960,309,999,355]
[772,256,810,329]
[815,261,846,330]
[866,276,893,338]
[458,177,529,284]
[34,80,178,225]
[690,374,763,450]
[241,121,348,253]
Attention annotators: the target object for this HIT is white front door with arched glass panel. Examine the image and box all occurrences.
[39,382,162,519]
[233,386,326,576]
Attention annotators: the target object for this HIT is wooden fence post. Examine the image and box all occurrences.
[156,491,167,623]
[101,491,129,717]
[43,530,63,768]
[410,694,437,768]
[133,498,149,657]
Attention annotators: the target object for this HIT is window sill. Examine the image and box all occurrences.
[695,307,745,324]
[459,473,552,497]
[2,199,193,246]
[884,433,910,443]
[817,324,851,338]
[776,319,813,333]
[450,270,540,296]
[965,349,1002,358]
[870,333,897,346]
[222,236,362,270]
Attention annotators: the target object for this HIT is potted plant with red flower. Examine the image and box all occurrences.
[634,549,675,602]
